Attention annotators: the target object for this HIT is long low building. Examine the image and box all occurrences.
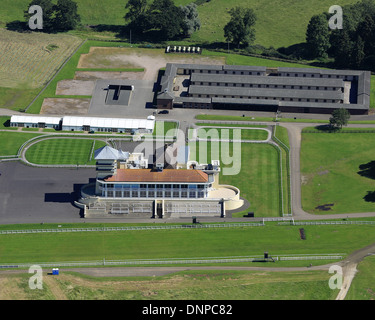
[10,115,155,134]
[61,116,155,133]
[156,63,371,114]
[9,115,62,129]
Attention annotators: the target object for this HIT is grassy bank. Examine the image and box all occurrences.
[301,130,375,214]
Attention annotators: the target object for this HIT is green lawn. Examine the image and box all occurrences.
[152,121,178,137]
[0,132,43,156]
[190,141,281,217]
[1,223,375,264]
[25,138,107,165]
[301,130,375,214]
[3,268,338,300]
[196,127,269,141]
[1,0,358,49]
[346,255,375,300]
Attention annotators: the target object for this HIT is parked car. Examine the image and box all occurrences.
[158,110,169,114]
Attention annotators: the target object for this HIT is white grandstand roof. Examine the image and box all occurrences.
[62,116,155,130]
[94,146,130,160]
[10,115,61,125]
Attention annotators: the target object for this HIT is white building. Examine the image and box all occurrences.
[10,115,61,129]
[10,115,156,134]
[62,116,155,134]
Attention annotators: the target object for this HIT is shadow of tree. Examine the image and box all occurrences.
[364,191,375,202]
[358,161,375,203]
[358,161,375,180]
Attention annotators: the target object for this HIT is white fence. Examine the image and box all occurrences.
[278,220,375,226]
[0,253,344,269]
[0,222,265,235]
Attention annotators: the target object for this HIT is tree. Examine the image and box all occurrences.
[54,0,81,32]
[24,0,56,32]
[329,108,350,129]
[351,35,365,69]
[148,0,185,40]
[224,7,256,48]
[180,3,201,37]
[330,28,353,68]
[125,0,148,23]
[306,14,330,58]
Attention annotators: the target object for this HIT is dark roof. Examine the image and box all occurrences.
[190,73,344,87]
[188,85,344,100]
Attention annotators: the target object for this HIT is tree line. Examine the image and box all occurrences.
[306,0,375,71]
[25,0,80,32]
[21,0,258,47]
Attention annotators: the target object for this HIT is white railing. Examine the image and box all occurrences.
[0,222,264,235]
[0,253,344,269]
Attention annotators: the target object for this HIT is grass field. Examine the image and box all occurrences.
[196,127,269,141]
[301,130,375,214]
[0,269,339,300]
[1,223,375,263]
[1,0,358,49]
[0,132,43,156]
[0,29,83,111]
[189,141,281,217]
[346,255,375,300]
[25,138,107,165]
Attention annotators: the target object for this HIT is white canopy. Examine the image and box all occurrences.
[62,116,155,130]
[10,115,61,125]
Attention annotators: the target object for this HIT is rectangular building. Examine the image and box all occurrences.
[156,63,371,114]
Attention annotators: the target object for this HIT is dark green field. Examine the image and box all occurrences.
[0,223,374,264]
[301,130,375,214]
[25,138,107,165]
[0,0,358,48]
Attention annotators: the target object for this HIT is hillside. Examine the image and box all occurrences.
[1,0,358,48]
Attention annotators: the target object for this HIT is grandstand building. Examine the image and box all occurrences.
[156,63,370,114]
[79,146,244,218]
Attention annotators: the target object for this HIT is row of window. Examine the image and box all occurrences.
[192,82,341,90]
[103,184,207,189]
[283,73,355,80]
[192,94,340,103]
[104,190,206,198]
[191,70,263,76]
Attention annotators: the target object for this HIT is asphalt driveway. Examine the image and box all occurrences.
[0,162,95,224]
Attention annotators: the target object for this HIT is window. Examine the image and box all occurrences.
[189,192,196,198]
[157,191,163,197]
[115,191,122,197]
[124,191,130,197]
[173,191,180,198]
[140,191,147,197]
[107,191,114,197]
[148,191,154,197]
[181,192,188,198]
[131,191,138,197]
[165,191,171,198]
